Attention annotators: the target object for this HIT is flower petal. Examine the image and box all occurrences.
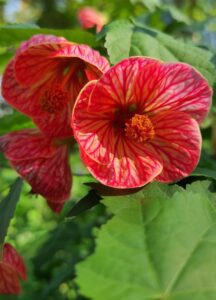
[53,43,110,74]
[72,80,116,164]
[77,7,108,32]
[73,80,163,187]
[32,105,73,138]
[17,34,66,55]
[0,130,72,212]
[149,111,201,182]
[0,129,55,160]
[88,57,159,113]
[10,145,72,212]
[3,244,26,280]
[72,61,164,166]
[15,42,109,87]
[0,263,20,294]
[136,61,212,123]
[80,137,163,188]
[2,60,43,116]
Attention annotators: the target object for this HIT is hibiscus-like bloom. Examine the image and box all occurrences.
[2,34,109,138]
[0,243,26,294]
[77,7,108,33]
[72,57,212,188]
[0,129,72,212]
[0,34,109,212]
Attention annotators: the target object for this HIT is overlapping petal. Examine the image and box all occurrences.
[0,130,72,212]
[73,81,163,187]
[14,42,109,87]
[80,139,163,188]
[72,80,116,164]
[87,57,212,124]
[72,56,211,188]
[87,57,160,113]
[2,34,110,138]
[17,34,67,55]
[0,244,26,295]
[149,111,201,182]
[137,62,212,123]
[2,60,43,116]
[0,129,55,160]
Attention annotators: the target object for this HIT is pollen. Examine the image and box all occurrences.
[40,86,70,114]
[125,114,155,143]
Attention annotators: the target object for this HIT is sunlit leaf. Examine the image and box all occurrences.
[76,181,216,300]
[105,20,216,85]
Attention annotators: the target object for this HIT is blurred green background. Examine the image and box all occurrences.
[0,0,216,299]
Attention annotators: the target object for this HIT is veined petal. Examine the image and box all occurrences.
[0,130,72,212]
[10,146,72,212]
[32,105,73,138]
[0,243,26,295]
[3,244,26,280]
[149,111,201,182]
[0,263,20,294]
[80,136,163,188]
[2,60,44,116]
[0,129,55,160]
[53,43,110,74]
[17,34,67,55]
[137,61,212,123]
[15,42,109,87]
[72,80,117,164]
[88,57,159,113]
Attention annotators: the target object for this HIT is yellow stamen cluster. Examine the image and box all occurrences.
[125,114,155,143]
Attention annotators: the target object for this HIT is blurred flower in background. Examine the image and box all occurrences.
[77,6,108,32]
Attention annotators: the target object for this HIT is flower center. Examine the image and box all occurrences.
[40,87,69,114]
[125,114,155,143]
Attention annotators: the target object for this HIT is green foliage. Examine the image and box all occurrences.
[0,111,34,135]
[0,178,23,244]
[76,181,216,300]
[105,20,216,85]
[0,25,97,47]
[0,0,215,298]
[131,0,161,12]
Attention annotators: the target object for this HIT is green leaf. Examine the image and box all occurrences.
[0,110,35,135]
[0,178,23,244]
[76,181,216,300]
[192,151,216,180]
[105,20,216,85]
[0,26,97,47]
[131,0,161,12]
[105,21,133,65]
[67,190,102,218]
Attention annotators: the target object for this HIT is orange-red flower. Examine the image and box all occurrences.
[77,7,108,33]
[0,243,26,295]
[2,34,109,138]
[72,57,212,188]
[0,34,109,212]
[0,129,72,212]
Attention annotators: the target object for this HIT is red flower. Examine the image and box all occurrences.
[72,57,212,188]
[77,7,108,33]
[0,243,26,295]
[0,34,109,212]
[2,34,109,138]
[0,129,72,212]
